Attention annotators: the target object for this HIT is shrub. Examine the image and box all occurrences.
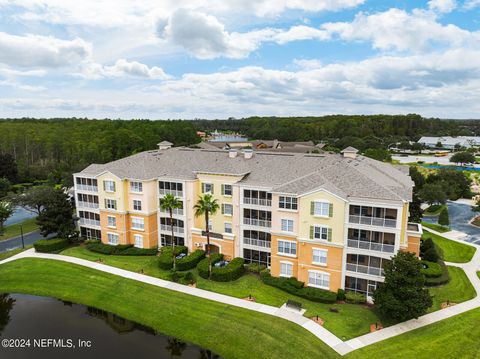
[245,263,267,274]
[337,289,346,301]
[438,207,450,226]
[345,291,367,304]
[86,241,158,256]
[425,204,443,214]
[121,247,158,256]
[210,257,245,282]
[424,261,450,286]
[34,238,69,253]
[259,269,337,304]
[197,253,224,279]
[420,237,435,255]
[158,245,188,270]
[86,241,116,255]
[423,246,440,262]
[167,270,196,285]
[420,260,443,278]
[176,250,206,271]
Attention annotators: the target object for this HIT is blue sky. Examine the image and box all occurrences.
[0,0,479,119]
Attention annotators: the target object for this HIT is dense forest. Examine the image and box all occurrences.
[0,115,479,184]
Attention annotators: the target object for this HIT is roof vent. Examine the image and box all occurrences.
[157,141,173,150]
[243,148,253,159]
[341,146,359,159]
[229,149,238,158]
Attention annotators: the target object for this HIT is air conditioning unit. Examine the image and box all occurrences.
[194,242,202,247]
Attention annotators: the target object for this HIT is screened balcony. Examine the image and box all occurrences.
[243,209,272,228]
[347,228,395,253]
[243,230,271,248]
[243,189,272,207]
[348,205,398,228]
[345,254,391,277]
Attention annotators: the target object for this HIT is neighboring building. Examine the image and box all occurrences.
[203,139,320,153]
[73,143,422,297]
[418,136,480,149]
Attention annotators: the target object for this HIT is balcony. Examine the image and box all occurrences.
[348,215,396,228]
[79,218,100,227]
[159,189,183,197]
[347,239,395,253]
[160,224,184,234]
[77,201,99,210]
[243,237,271,248]
[346,263,384,277]
[76,184,98,192]
[243,218,272,228]
[159,207,184,216]
[243,197,272,207]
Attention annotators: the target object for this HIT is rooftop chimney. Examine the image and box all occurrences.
[157,141,173,150]
[243,148,253,159]
[340,146,359,159]
[228,149,238,158]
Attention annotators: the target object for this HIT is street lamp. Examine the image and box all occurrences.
[20,224,25,249]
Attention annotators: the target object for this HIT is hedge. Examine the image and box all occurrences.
[424,260,450,286]
[86,241,158,256]
[345,291,366,304]
[176,250,206,271]
[197,253,224,279]
[420,260,443,278]
[210,258,245,282]
[34,238,69,253]
[259,270,337,304]
[158,246,188,270]
[166,270,196,285]
[245,263,267,274]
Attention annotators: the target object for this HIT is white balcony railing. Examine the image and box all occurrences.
[77,201,99,210]
[160,224,184,234]
[243,237,271,248]
[347,239,395,253]
[76,184,98,192]
[79,218,101,227]
[159,207,184,216]
[243,218,272,228]
[348,215,397,228]
[159,189,183,197]
[346,263,384,277]
[243,198,272,207]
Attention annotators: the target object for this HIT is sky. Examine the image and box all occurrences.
[0,0,479,119]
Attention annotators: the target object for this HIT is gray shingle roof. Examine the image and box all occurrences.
[79,148,412,202]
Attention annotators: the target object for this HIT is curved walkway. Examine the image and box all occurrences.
[1,231,480,356]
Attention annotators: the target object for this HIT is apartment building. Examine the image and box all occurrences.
[74,142,422,297]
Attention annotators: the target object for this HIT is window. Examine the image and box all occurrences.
[312,225,329,241]
[312,201,330,217]
[134,234,143,248]
[280,262,293,277]
[202,183,213,194]
[279,196,298,210]
[308,271,330,289]
[104,180,115,192]
[224,222,232,234]
[107,216,116,228]
[105,199,117,210]
[313,249,328,265]
[130,181,143,193]
[278,240,296,255]
[107,233,119,245]
[222,184,232,196]
[131,217,145,230]
[222,203,233,216]
[133,200,142,211]
[281,219,294,232]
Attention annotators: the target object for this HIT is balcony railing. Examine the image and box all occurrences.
[79,218,100,227]
[159,207,184,216]
[77,201,99,210]
[243,237,271,248]
[346,263,384,277]
[243,218,272,228]
[348,215,397,228]
[160,224,184,234]
[347,239,395,253]
[159,189,183,197]
[76,184,98,192]
[243,197,272,207]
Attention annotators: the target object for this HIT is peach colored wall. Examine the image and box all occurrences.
[406,235,421,257]
[126,212,158,248]
[270,234,299,278]
[127,180,158,214]
[191,233,235,260]
[100,211,127,244]
[271,193,299,234]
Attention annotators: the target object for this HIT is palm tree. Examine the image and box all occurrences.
[194,194,219,279]
[160,193,183,270]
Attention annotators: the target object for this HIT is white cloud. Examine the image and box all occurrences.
[464,0,480,9]
[293,58,323,69]
[428,0,457,13]
[0,31,91,67]
[82,59,171,80]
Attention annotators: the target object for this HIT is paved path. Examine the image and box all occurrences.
[0,230,55,253]
[1,229,480,356]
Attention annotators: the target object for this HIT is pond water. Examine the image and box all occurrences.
[0,293,220,359]
[4,207,36,226]
[423,201,480,244]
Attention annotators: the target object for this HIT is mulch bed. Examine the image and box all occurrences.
[243,296,256,302]
[370,322,383,332]
[310,316,324,326]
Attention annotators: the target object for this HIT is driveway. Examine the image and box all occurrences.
[0,230,56,253]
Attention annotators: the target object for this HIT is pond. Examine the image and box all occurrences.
[423,201,480,244]
[0,293,221,359]
[4,207,36,226]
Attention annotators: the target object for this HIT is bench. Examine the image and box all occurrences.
[286,299,302,311]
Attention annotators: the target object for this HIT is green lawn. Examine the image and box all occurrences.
[0,246,31,261]
[0,258,339,359]
[423,204,446,216]
[423,230,476,263]
[428,266,476,311]
[421,221,450,233]
[346,307,480,359]
[62,246,383,339]
[0,217,38,241]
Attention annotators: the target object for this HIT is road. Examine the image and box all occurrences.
[0,230,56,253]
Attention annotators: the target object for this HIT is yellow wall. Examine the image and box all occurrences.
[98,172,127,212]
